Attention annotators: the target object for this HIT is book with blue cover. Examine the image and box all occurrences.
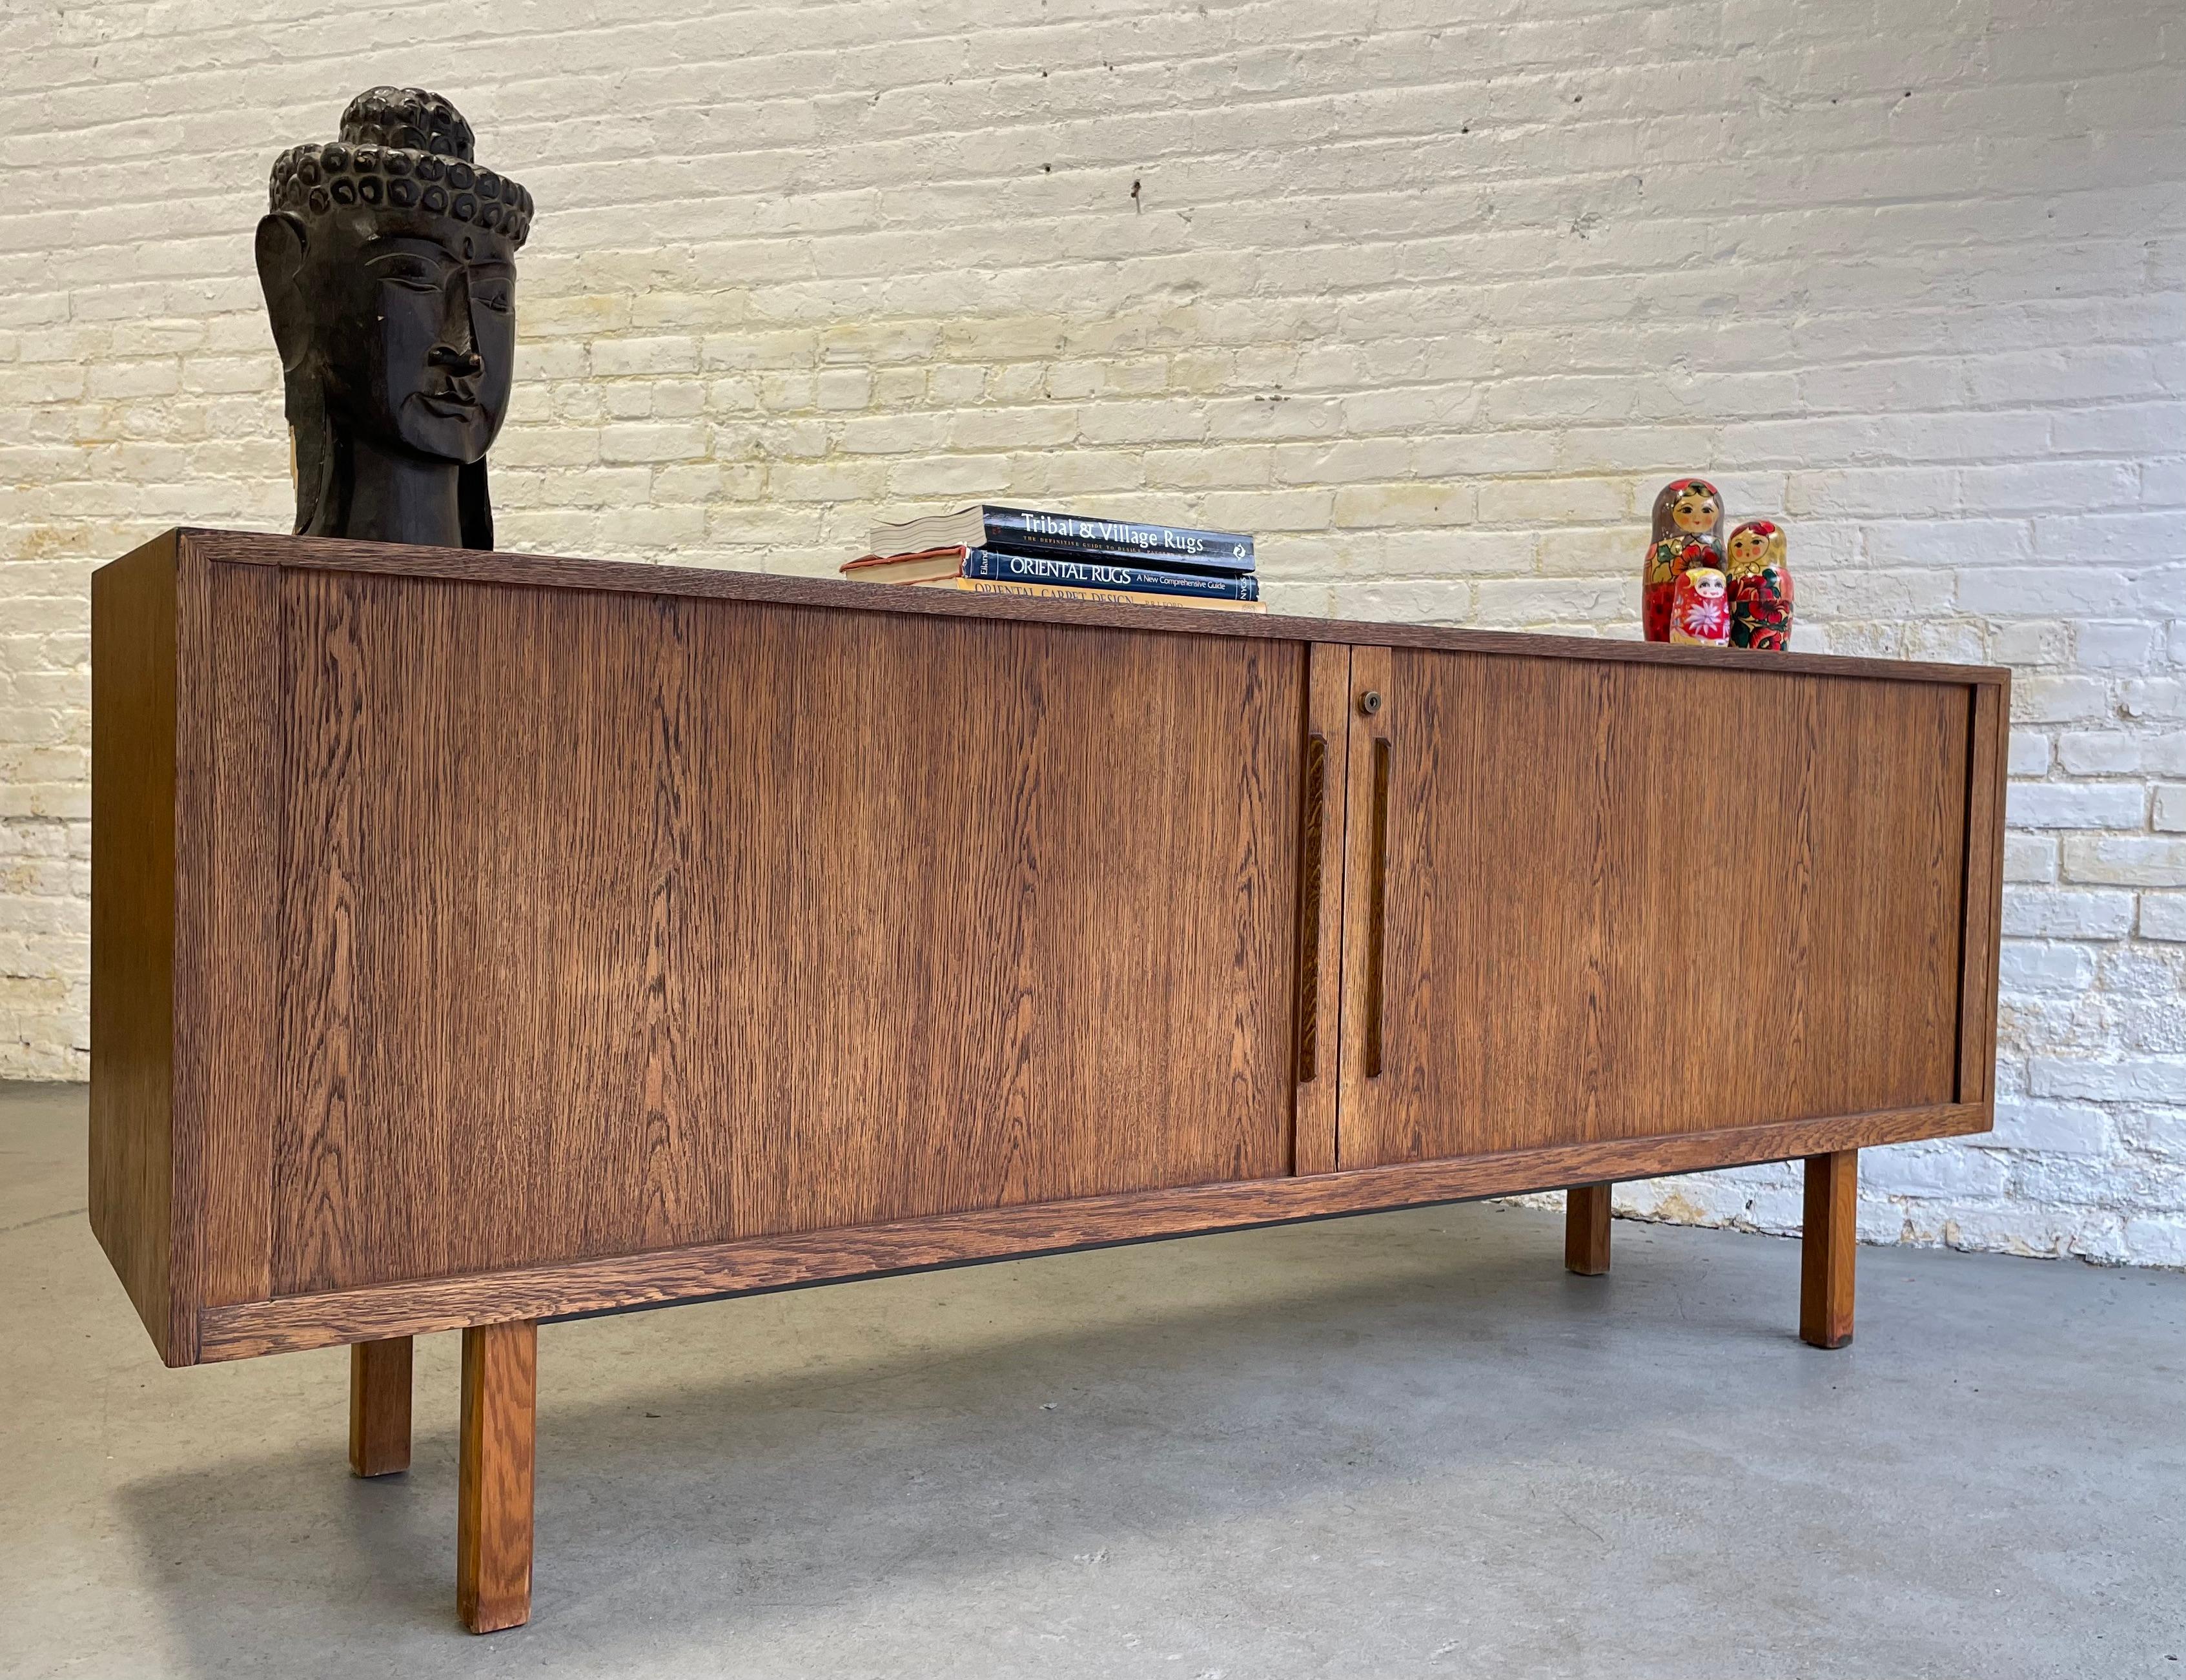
[843,546,1260,604]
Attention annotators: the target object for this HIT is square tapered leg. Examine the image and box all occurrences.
[1801,1151,1857,1349]
[458,1320,537,1633]
[1565,1183,1613,1276]
[349,1337,413,1477]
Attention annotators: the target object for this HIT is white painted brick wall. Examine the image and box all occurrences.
[3,1,2181,1264]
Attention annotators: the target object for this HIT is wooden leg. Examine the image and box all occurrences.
[348,1337,413,1477]
[1801,1151,1857,1349]
[458,1320,537,1634]
[1565,1183,1612,1276]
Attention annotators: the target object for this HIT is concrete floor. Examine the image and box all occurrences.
[3,1082,2181,1678]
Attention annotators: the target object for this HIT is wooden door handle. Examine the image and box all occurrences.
[1296,733,1329,1083]
[1364,735,1391,1078]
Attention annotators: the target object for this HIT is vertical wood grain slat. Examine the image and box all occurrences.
[1364,737,1391,1079]
[1292,642,1352,1176]
[1800,1150,1857,1349]
[458,1320,536,1633]
[634,596,707,1249]
[1294,732,1327,1086]
[189,555,281,1309]
[1336,646,1394,1160]
[445,578,543,1275]
[275,571,364,1293]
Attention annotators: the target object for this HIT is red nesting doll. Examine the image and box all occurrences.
[1644,478,1723,642]
[1670,566,1731,645]
[1725,520,1793,650]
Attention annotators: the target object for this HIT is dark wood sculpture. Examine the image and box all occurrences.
[256,88,532,549]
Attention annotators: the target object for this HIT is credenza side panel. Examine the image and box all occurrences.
[88,535,181,1358]
[1339,650,1974,1168]
[263,568,1305,1295]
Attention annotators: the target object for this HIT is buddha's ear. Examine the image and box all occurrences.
[254,213,311,371]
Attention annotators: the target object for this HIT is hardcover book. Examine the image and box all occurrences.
[912,577,1264,613]
[843,546,1261,603]
[866,506,1256,573]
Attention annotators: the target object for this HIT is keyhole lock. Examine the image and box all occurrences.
[1359,689,1384,717]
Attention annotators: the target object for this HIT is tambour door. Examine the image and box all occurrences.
[1335,646,1974,1169]
[252,567,1309,1296]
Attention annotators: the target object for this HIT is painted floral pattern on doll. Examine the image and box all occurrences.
[1724,519,1793,650]
[1644,478,1723,642]
[1670,566,1731,644]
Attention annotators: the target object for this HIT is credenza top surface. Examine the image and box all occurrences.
[122,526,2008,688]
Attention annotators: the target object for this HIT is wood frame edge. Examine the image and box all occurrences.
[164,535,216,1367]
[1955,678,2008,1111]
[156,528,2008,688]
[89,529,194,1366]
[195,1102,1987,1362]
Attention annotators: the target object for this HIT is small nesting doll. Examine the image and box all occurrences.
[1670,566,1731,645]
[1643,478,1724,641]
[1724,519,1793,650]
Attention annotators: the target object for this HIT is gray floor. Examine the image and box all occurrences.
[3,1081,2181,1679]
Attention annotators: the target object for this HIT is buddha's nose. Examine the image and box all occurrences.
[429,343,484,377]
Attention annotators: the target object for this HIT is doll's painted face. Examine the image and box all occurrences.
[1728,526,1769,568]
[1671,486,1719,534]
[1686,568,1727,602]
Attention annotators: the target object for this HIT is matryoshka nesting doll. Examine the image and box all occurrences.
[1724,519,1793,650]
[1644,478,1723,641]
[1670,566,1730,645]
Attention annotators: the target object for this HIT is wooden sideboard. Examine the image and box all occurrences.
[91,527,2007,1630]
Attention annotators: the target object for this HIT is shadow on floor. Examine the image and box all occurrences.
[1,1083,2163,1680]
[112,1215,1816,1665]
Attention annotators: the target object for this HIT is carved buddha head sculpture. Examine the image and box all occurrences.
[258,88,533,549]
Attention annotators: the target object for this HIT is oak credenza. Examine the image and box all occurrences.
[91,528,2007,1630]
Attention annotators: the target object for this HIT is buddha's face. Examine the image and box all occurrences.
[291,204,516,464]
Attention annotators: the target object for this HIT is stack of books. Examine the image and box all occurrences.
[842,505,1262,612]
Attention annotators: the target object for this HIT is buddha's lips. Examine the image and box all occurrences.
[418,392,482,418]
